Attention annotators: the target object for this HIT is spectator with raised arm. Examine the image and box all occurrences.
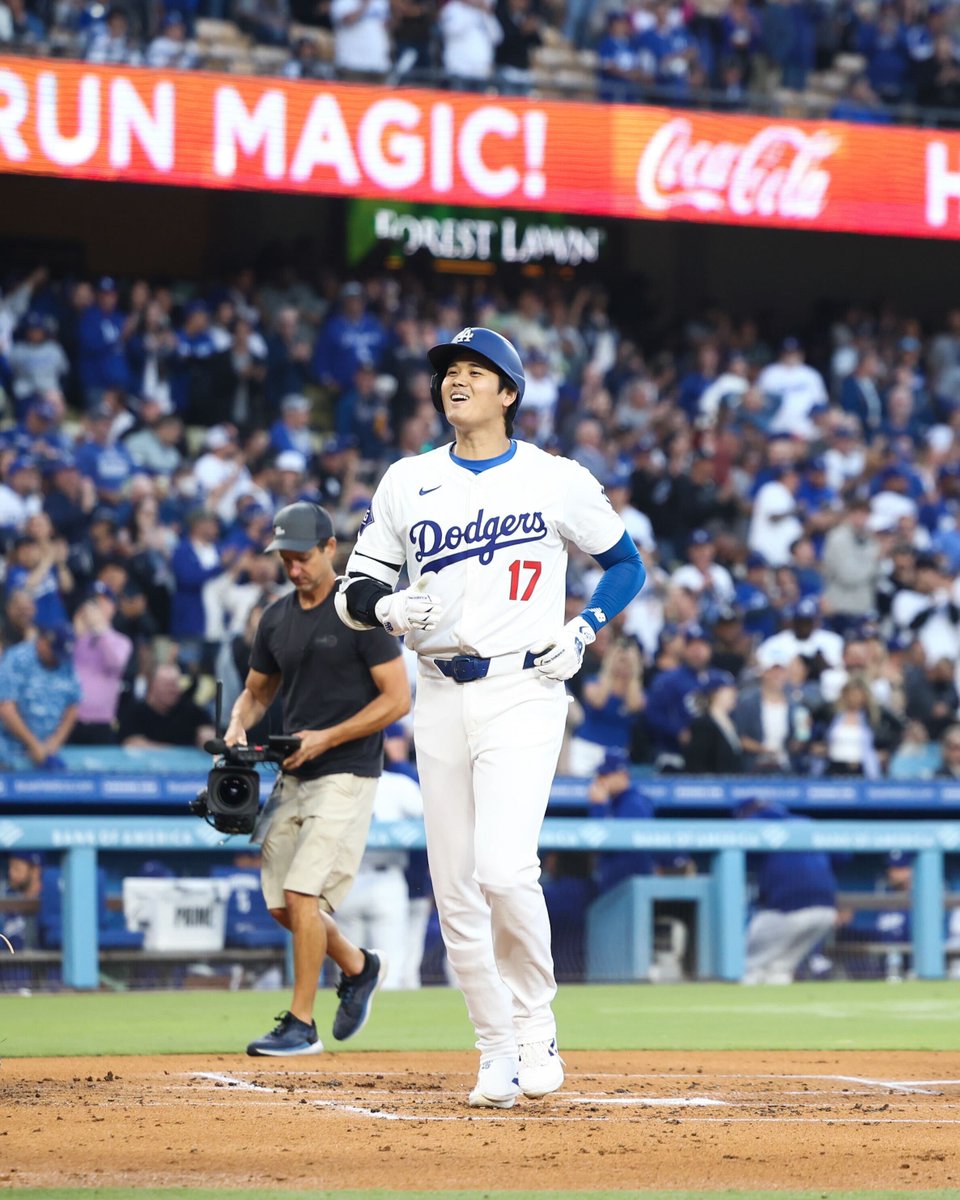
[5,513,73,628]
[70,581,133,745]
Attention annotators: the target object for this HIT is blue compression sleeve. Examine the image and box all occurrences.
[581,530,646,633]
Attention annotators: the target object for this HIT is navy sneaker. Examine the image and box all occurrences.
[246,1011,324,1057]
[332,949,387,1041]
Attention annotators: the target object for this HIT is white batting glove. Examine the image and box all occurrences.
[533,616,596,681]
[375,572,443,635]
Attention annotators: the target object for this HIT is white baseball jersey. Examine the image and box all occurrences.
[345,441,626,658]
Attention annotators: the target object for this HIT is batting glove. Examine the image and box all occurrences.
[375,572,443,635]
[533,616,596,681]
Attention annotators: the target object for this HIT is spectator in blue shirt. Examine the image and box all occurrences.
[0,392,71,461]
[637,0,701,98]
[5,514,73,628]
[336,360,393,462]
[596,11,650,103]
[74,402,136,508]
[169,509,226,641]
[676,344,721,421]
[762,0,817,90]
[735,551,779,639]
[569,637,645,775]
[644,623,713,767]
[266,306,315,407]
[830,75,892,124]
[43,454,94,548]
[857,2,909,103]
[4,0,46,46]
[76,277,132,403]
[921,462,960,536]
[313,282,388,395]
[269,392,314,460]
[171,301,222,424]
[0,621,81,770]
[880,384,926,449]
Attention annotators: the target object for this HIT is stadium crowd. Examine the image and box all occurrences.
[3,0,960,121]
[2,262,960,779]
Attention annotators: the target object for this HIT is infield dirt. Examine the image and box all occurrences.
[2,1051,959,1191]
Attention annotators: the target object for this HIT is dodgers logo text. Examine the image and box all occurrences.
[411,508,547,573]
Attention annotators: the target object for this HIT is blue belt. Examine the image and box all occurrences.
[433,651,539,683]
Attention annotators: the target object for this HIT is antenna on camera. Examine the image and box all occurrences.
[215,678,223,739]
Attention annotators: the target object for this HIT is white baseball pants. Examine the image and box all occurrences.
[743,906,837,984]
[414,666,568,1058]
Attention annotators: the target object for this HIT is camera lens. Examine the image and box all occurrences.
[215,773,253,809]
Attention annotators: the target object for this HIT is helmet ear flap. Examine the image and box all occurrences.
[430,372,443,413]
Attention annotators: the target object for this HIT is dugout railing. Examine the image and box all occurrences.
[2,814,959,990]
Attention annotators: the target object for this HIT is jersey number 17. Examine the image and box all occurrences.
[507,560,541,601]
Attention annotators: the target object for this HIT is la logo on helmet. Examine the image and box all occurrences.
[452,328,475,344]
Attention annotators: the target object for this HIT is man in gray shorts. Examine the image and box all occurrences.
[224,501,410,1055]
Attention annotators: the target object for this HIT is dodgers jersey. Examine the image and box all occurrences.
[346,440,626,658]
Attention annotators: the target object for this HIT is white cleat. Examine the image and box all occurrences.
[518,1037,564,1098]
[468,1055,521,1109]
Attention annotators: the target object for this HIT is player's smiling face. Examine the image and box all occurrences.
[441,354,515,431]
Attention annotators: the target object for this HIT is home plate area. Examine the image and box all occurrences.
[5,1051,960,1191]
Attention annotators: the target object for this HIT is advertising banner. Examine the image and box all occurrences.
[346,197,608,267]
[4,56,960,237]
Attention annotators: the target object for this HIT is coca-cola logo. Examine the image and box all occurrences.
[636,117,840,221]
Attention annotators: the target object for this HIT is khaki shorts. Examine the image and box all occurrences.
[257,772,378,913]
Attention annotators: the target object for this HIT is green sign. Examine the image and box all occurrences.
[348,198,606,268]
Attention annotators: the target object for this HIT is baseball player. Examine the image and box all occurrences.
[335,327,645,1107]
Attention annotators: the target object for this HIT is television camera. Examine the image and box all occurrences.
[190,683,300,835]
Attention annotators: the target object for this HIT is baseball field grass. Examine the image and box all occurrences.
[1,979,959,1057]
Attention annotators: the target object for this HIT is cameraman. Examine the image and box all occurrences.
[224,501,410,1056]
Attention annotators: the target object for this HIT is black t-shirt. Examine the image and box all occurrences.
[250,588,401,780]
[118,696,212,747]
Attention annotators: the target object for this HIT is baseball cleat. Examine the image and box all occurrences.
[246,1011,324,1056]
[468,1056,521,1109]
[518,1037,564,1098]
[332,948,387,1041]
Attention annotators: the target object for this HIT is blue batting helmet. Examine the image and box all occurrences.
[427,327,526,416]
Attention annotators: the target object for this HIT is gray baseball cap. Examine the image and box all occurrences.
[265,502,334,552]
